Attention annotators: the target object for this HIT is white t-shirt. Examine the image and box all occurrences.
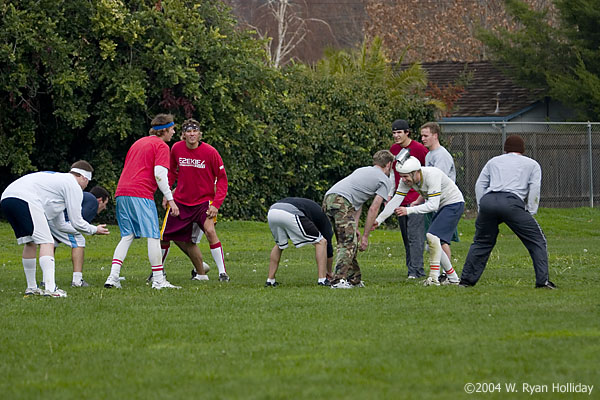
[2,172,97,235]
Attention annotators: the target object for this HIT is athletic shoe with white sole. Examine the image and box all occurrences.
[423,277,440,287]
[318,279,331,286]
[191,273,209,281]
[264,281,279,287]
[43,288,67,298]
[71,280,90,287]
[535,280,557,289]
[331,279,354,289]
[218,273,230,282]
[190,263,211,280]
[147,270,169,284]
[24,287,44,296]
[151,279,181,289]
[441,279,459,286]
[104,275,122,289]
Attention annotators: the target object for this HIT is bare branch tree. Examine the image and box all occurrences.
[243,0,332,68]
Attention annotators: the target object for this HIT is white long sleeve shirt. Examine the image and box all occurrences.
[2,172,97,235]
[475,153,541,215]
[376,166,464,225]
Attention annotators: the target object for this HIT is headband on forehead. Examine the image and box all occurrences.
[183,124,200,132]
[152,121,175,130]
[71,168,92,180]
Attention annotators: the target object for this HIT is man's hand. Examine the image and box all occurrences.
[167,200,180,217]
[95,224,110,235]
[206,205,218,219]
[359,235,369,251]
[394,206,407,216]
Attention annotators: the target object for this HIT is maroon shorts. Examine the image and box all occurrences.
[161,201,209,242]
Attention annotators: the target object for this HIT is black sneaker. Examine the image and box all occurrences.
[318,279,331,286]
[438,273,448,284]
[265,281,279,287]
[219,273,230,282]
[535,280,557,289]
[458,281,473,288]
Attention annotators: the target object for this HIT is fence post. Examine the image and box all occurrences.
[502,122,506,151]
[588,122,594,208]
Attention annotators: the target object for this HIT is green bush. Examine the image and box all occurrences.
[0,0,435,221]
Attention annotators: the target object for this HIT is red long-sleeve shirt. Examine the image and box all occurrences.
[168,141,228,209]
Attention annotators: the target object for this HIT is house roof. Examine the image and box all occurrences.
[420,61,545,120]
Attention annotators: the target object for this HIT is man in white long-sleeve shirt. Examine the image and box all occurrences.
[1,161,110,297]
[373,156,465,286]
[460,135,556,289]
[104,113,181,290]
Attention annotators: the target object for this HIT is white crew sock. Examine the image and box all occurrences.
[210,242,226,274]
[148,238,164,282]
[110,234,134,278]
[161,243,170,265]
[426,233,442,281]
[440,251,459,283]
[23,258,37,288]
[72,272,83,284]
[39,255,56,291]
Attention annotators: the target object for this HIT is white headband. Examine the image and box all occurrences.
[71,168,92,180]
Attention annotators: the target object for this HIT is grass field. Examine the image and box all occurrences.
[0,208,599,399]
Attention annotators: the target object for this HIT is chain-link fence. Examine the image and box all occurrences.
[438,122,600,210]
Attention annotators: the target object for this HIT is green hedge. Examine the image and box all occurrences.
[0,0,434,222]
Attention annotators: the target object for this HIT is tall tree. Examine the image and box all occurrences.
[364,0,555,63]
[478,0,600,119]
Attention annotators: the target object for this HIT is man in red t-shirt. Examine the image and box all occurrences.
[104,113,180,290]
[388,119,428,279]
[160,118,230,282]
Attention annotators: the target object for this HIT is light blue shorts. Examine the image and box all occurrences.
[116,196,160,239]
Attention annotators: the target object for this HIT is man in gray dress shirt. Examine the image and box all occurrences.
[460,135,556,289]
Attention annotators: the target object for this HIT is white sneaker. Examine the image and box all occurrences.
[151,279,181,289]
[104,275,122,289]
[423,277,440,287]
[191,274,209,281]
[43,288,68,298]
[331,279,354,289]
[24,287,44,296]
[441,279,460,286]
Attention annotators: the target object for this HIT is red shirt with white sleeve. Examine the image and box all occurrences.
[116,135,171,200]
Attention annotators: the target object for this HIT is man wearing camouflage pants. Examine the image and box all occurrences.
[323,150,394,289]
